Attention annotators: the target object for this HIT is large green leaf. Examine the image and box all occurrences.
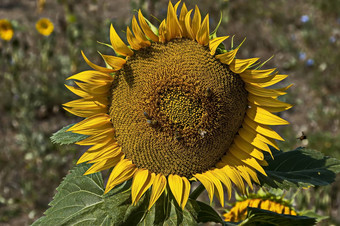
[50,124,88,145]
[259,147,340,189]
[32,164,149,226]
[33,164,223,225]
[239,207,316,226]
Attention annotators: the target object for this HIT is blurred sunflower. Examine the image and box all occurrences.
[0,19,14,41]
[64,1,292,209]
[224,193,297,222]
[36,18,54,36]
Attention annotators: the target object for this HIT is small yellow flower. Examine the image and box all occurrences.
[36,18,54,36]
[0,19,14,41]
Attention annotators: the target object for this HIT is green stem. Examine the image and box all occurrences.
[189,183,205,200]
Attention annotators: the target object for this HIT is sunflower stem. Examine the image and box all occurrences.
[189,183,205,200]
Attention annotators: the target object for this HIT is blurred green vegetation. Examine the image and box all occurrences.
[0,0,339,225]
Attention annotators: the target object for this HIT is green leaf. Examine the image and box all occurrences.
[50,124,88,145]
[259,147,340,189]
[32,164,150,226]
[193,200,223,224]
[239,207,316,226]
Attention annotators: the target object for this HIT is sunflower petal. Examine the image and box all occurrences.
[166,1,182,41]
[67,70,113,83]
[126,26,142,50]
[209,36,229,55]
[168,174,183,207]
[64,85,89,98]
[85,154,124,175]
[205,171,224,206]
[63,106,107,118]
[230,58,259,74]
[158,19,167,43]
[234,136,264,160]
[196,14,209,46]
[210,169,232,200]
[178,3,189,37]
[194,173,214,203]
[110,24,134,56]
[132,169,155,205]
[184,9,195,39]
[247,105,289,125]
[75,128,114,146]
[244,116,284,141]
[192,5,201,39]
[138,10,159,42]
[248,94,292,110]
[132,16,151,47]
[148,174,167,209]
[245,83,287,98]
[101,54,126,70]
[105,159,137,193]
[256,74,289,87]
[81,51,116,73]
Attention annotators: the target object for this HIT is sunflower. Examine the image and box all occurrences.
[36,18,54,36]
[0,19,14,41]
[224,194,297,222]
[64,1,292,210]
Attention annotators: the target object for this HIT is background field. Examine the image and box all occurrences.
[1,0,340,225]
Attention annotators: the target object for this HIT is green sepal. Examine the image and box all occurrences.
[96,41,126,58]
[50,123,88,145]
[144,16,159,36]
[238,207,316,226]
[259,147,340,189]
[209,11,223,40]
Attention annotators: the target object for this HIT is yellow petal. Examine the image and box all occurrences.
[209,36,229,55]
[166,1,182,41]
[101,54,126,70]
[256,74,289,87]
[132,15,151,47]
[126,26,142,50]
[63,106,107,118]
[75,128,114,146]
[105,159,137,193]
[68,113,110,131]
[138,10,159,42]
[192,5,201,39]
[245,83,286,98]
[238,127,271,153]
[184,10,195,40]
[63,97,108,109]
[196,14,209,46]
[228,145,267,176]
[67,70,113,83]
[88,146,122,163]
[158,19,167,43]
[224,154,254,189]
[241,72,277,84]
[181,177,191,209]
[178,3,189,38]
[216,48,239,65]
[194,173,214,203]
[81,51,116,73]
[75,81,111,96]
[234,136,264,160]
[132,169,155,205]
[229,58,259,74]
[248,94,292,109]
[84,153,124,175]
[64,85,89,98]
[205,171,224,207]
[241,68,276,78]
[110,24,134,56]
[247,105,289,125]
[168,174,183,207]
[210,169,232,200]
[148,174,167,209]
[221,164,245,194]
[244,116,284,141]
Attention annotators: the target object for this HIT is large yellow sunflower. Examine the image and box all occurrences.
[64,1,292,210]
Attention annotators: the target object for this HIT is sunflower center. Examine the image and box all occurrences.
[110,38,248,177]
[160,89,202,127]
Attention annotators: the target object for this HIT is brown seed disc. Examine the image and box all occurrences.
[109,38,248,177]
